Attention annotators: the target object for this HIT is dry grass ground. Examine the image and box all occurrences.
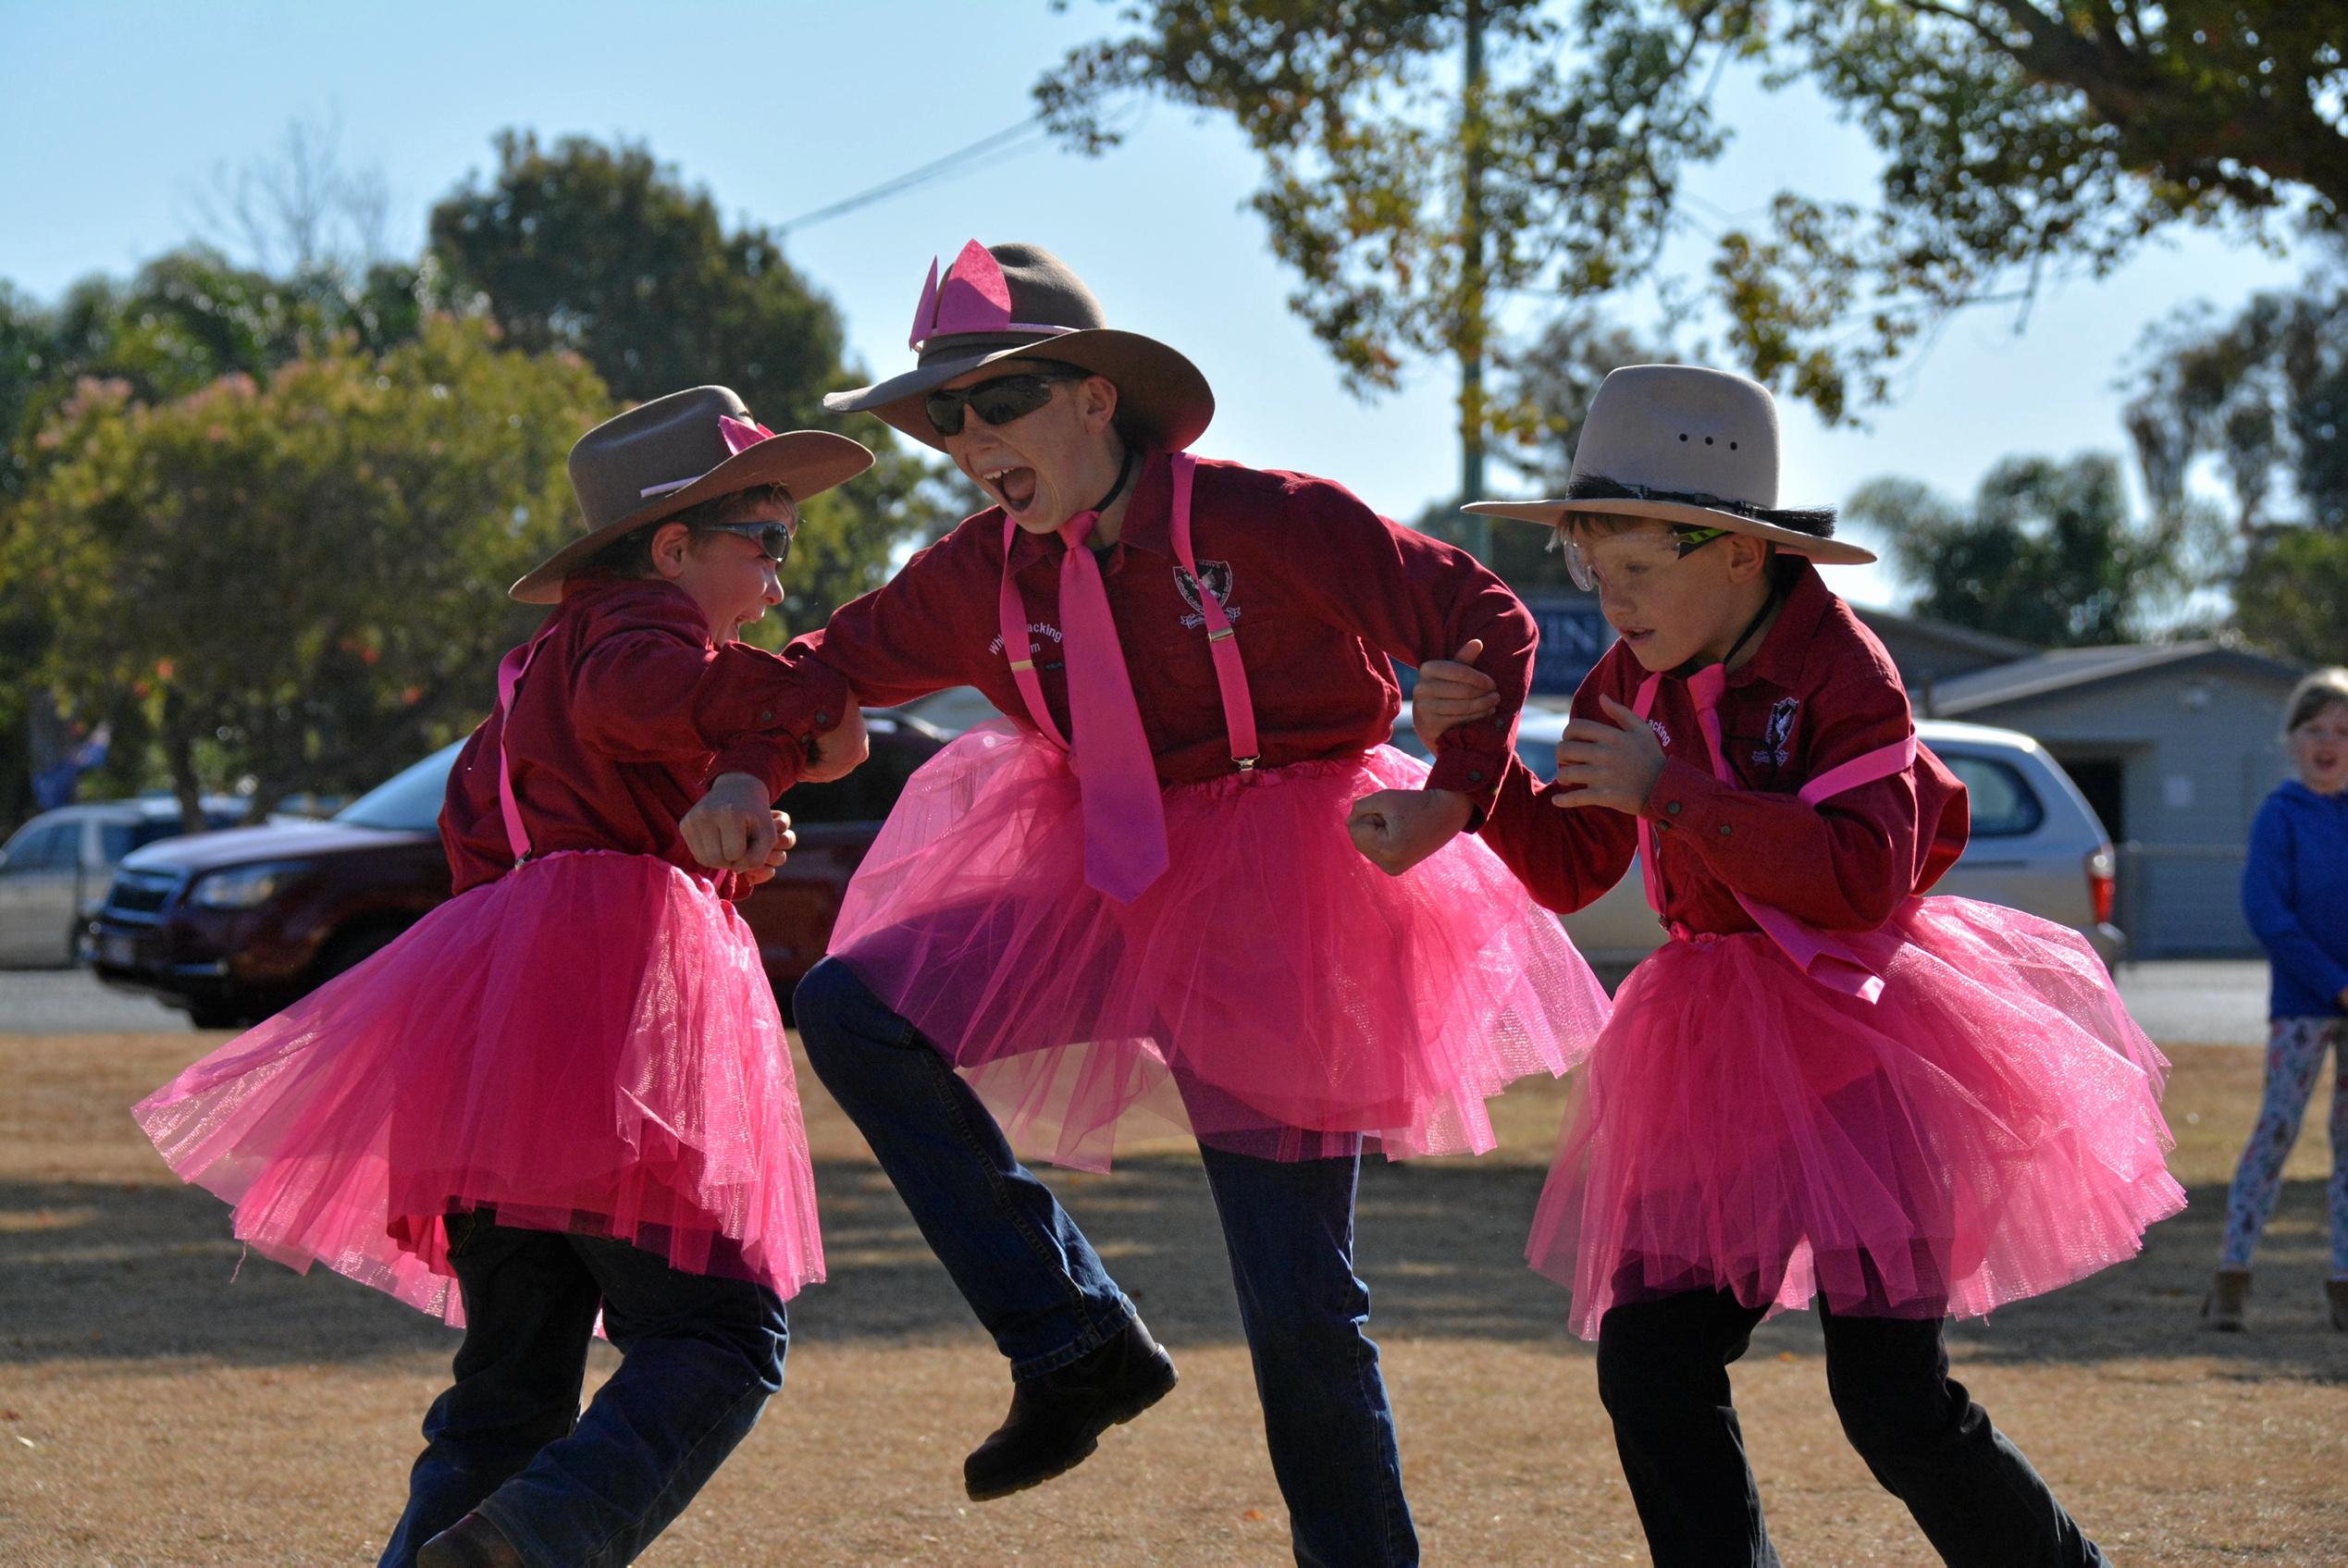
[2,1031,2344,1566]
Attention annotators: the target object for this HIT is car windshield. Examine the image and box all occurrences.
[336,742,466,832]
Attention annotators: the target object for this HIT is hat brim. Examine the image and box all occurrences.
[510,429,874,604]
[1462,497,1876,566]
[824,328,1214,453]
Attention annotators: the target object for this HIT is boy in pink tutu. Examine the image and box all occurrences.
[134,387,872,1568]
[789,241,1611,1565]
[1407,364,2183,1566]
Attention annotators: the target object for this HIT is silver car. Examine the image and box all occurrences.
[1392,707,2122,975]
[0,798,247,968]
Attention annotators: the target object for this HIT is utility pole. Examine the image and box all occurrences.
[1459,0,1491,561]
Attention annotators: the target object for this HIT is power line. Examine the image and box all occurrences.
[778,117,1053,235]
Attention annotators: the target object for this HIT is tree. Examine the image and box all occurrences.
[5,317,611,828]
[429,130,958,633]
[2124,250,2348,664]
[1040,1,2348,438]
[1846,452,2194,646]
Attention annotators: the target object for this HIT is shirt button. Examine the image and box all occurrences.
[1718,823,1733,837]
[813,710,830,726]
[1665,801,1682,816]
[759,710,774,722]
[1467,770,1484,784]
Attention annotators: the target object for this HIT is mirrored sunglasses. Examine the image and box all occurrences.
[695,520,794,566]
[1548,524,1730,593]
[924,368,1090,438]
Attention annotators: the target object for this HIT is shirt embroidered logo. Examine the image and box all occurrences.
[1173,560,1235,622]
[1756,697,1799,766]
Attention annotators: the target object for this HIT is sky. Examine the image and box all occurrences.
[0,1,2315,611]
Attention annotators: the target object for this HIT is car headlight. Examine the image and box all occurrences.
[189,861,311,910]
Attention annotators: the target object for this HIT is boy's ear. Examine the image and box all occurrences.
[1724,532,1773,583]
[649,520,695,580]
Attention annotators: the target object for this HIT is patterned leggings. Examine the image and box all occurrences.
[2219,1016,2348,1276]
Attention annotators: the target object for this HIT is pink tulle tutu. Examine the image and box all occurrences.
[1528,895,2182,1338]
[133,850,824,1325]
[826,722,1612,1169]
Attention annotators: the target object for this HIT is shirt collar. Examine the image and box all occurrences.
[1726,559,1831,692]
[1002,447,1173,573]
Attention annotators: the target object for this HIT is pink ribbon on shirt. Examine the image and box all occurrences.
[1634,667,1916,1004]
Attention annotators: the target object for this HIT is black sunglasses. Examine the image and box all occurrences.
[924,368,1090,438]
[694,521,793,566]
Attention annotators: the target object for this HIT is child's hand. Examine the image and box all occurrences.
[1411,639,1498,749]
[1551,697,1667,815]
[1347,787,1473,877]
[684,772,794,874]
[733,812,798,890]
[801,706,870,784]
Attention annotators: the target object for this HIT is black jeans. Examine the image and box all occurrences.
[1594,1289,2106,1568]
[378,1212,787,1568]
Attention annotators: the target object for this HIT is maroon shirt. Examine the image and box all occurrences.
[1478,562,1969,934]
[790,451,1535,809]
[439,575,851,899]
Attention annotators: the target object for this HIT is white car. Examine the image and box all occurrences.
[0,797,248,967]
[1392,706,2122,977]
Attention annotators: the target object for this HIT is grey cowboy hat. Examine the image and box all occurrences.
[1464,364,1874,565]
[511,386,873,604]
[823,240,1214,453]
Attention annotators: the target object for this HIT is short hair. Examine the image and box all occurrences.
[583,482,797,579]
[2283,667,2348,734]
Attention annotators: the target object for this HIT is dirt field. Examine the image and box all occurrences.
[2,1032,2344,1566]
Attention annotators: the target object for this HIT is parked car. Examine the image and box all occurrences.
[0,797,246,968]
[89,712,949,1028]
[1390,707,2123,975]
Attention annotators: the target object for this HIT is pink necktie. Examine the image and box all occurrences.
[1058,511,1168,903]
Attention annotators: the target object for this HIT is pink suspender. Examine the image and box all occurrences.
[492,625,560,862]
[996,451,1259,772]
[997,525,1072,752]
[1633,672,1916,1003]
[1167,454,1259,769]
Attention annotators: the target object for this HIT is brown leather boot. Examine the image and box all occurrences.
[2201,1267,2251,1330]
[962,1315,1178,1501]
[2326,1278,2348,1331]
[416,1512,524,1568]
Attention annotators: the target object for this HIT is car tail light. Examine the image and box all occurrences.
[2085,843,2116,926]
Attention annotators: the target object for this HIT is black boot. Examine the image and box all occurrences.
[416,1512,524,1568]
[963,1316,1178,1500]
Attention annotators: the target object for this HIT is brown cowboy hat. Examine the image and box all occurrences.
[511,386,873,604]
[823,241,1214,453]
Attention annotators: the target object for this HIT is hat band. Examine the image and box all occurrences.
[914,327,1075,366]
[1568,475,1837,537]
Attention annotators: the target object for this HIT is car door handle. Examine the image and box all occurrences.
[1961,858,2030,869]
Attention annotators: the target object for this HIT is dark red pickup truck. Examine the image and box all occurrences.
[89,712,947,1029]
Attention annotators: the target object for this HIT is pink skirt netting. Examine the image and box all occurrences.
[1529,895,2183,1339]
[132,851,824,1327]
[827,722,1612,1169]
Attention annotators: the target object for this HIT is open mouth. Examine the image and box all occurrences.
[980,464,1040,516]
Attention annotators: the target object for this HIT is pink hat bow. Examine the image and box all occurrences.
[908,240,1075,352]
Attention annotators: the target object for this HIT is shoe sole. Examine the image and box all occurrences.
[964,1362,1180,1502]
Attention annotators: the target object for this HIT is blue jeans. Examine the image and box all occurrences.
[796,956,1417,1568]
[378,1213,787,1568]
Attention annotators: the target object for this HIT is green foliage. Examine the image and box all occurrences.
[2235,526,2348,667]
[3,317,611,825]
[429,130,958,631]
[1847,452,2195,645]
[1042,1,2347,423]
[2126,254,2348,533]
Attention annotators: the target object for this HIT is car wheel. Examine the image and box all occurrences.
[309,918,410,989]
[186,1001,248,1031]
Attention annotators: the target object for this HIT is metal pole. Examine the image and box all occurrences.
[1459,0,1491,560]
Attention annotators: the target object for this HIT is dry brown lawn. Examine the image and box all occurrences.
[1,1031,2343,1566]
